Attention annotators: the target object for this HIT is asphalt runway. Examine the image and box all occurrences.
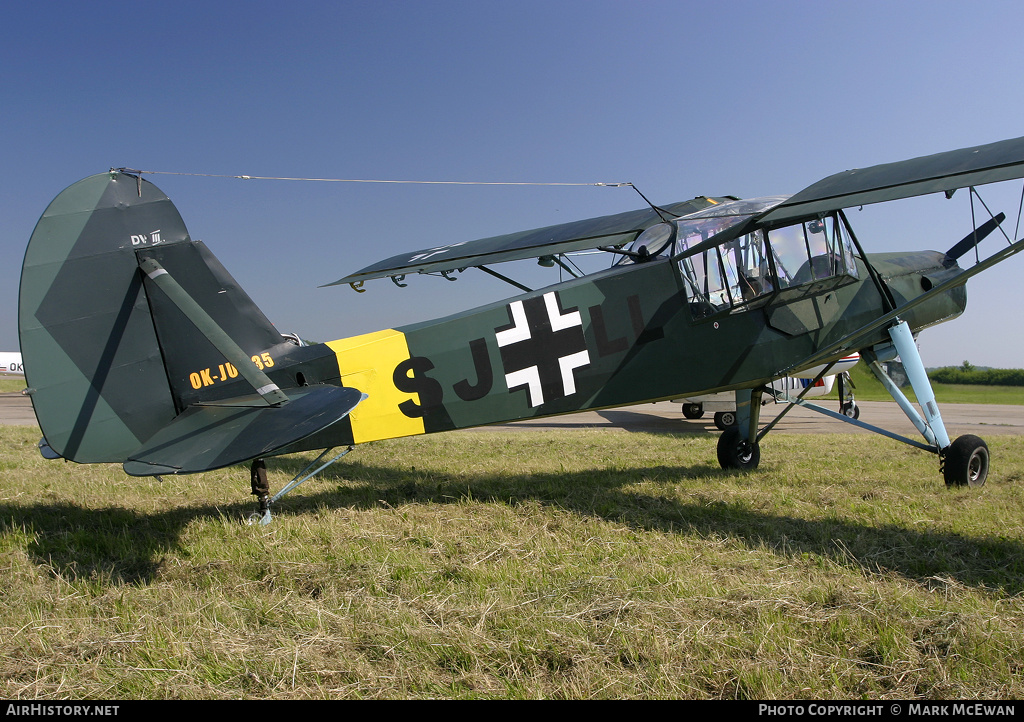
[0,391,40,426]
[472,399,1024,437]
[4,391,1024,437]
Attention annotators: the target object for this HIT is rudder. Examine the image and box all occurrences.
[18,171,293,464]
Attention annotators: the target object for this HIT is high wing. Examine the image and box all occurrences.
[325,196,731,287]
[759,135,1024,225]
[760,135,1024,379]
[331,137,1024,288]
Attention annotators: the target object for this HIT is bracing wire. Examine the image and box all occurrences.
[111,167,679,221]
[112,167,632,188]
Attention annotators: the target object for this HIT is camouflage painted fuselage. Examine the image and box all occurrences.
[265,248,965,453]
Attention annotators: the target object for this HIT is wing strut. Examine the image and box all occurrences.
[477,265,533,293]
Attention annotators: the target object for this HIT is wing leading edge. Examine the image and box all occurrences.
[760,135,1024,225]
[326,196,731,287]
[330,136,1024,288]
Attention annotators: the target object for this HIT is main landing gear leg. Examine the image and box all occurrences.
[838,372,858,419]
[882,319,989,488]
[717,387,762,471]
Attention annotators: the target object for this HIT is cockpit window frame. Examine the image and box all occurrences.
[669,199,861,320]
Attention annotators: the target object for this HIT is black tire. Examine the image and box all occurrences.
[712,411,737,428]
[842,402,860,420]
[714,411,737,430]
[682,403,704,419]
[717,425,760,471]
[943,435,989,488]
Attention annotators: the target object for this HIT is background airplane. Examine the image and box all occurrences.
[0,352,24,376]
[678,354,861,429]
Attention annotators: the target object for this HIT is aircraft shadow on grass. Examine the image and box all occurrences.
[2,456,1020,594]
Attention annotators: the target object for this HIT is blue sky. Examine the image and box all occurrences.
[3,0,1024,367]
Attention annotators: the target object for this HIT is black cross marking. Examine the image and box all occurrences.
[494,291,590,407]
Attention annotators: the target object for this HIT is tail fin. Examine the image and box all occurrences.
[18,171,343,468]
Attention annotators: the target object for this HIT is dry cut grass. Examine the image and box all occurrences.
[1,425,1023,699]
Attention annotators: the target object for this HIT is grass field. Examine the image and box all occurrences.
[1,423,1023,699]
[833,365,1024,405]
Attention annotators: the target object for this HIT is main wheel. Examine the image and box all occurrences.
[943,435,989,488]
[682,403,704,419]
[717,425,760,471]
[714,410,737,430]
[841,401,859,420]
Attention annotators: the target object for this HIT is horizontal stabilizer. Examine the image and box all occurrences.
[123,385,364,476]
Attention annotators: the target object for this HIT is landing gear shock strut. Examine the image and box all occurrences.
[246,446,357,525]
[251,458,270,520]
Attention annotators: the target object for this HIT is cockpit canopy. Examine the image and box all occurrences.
[615,196,861,318]
[615,196,790,265]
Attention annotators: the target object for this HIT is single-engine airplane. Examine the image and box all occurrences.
[18,137,1024,523]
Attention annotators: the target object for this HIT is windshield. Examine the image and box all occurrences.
[614,196,789,266]
[676,197,860,318]
[675,196,789,243]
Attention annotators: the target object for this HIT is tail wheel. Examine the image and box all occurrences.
[717,426,760,471]
[714,411,737,430]
[943,435,989,488]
